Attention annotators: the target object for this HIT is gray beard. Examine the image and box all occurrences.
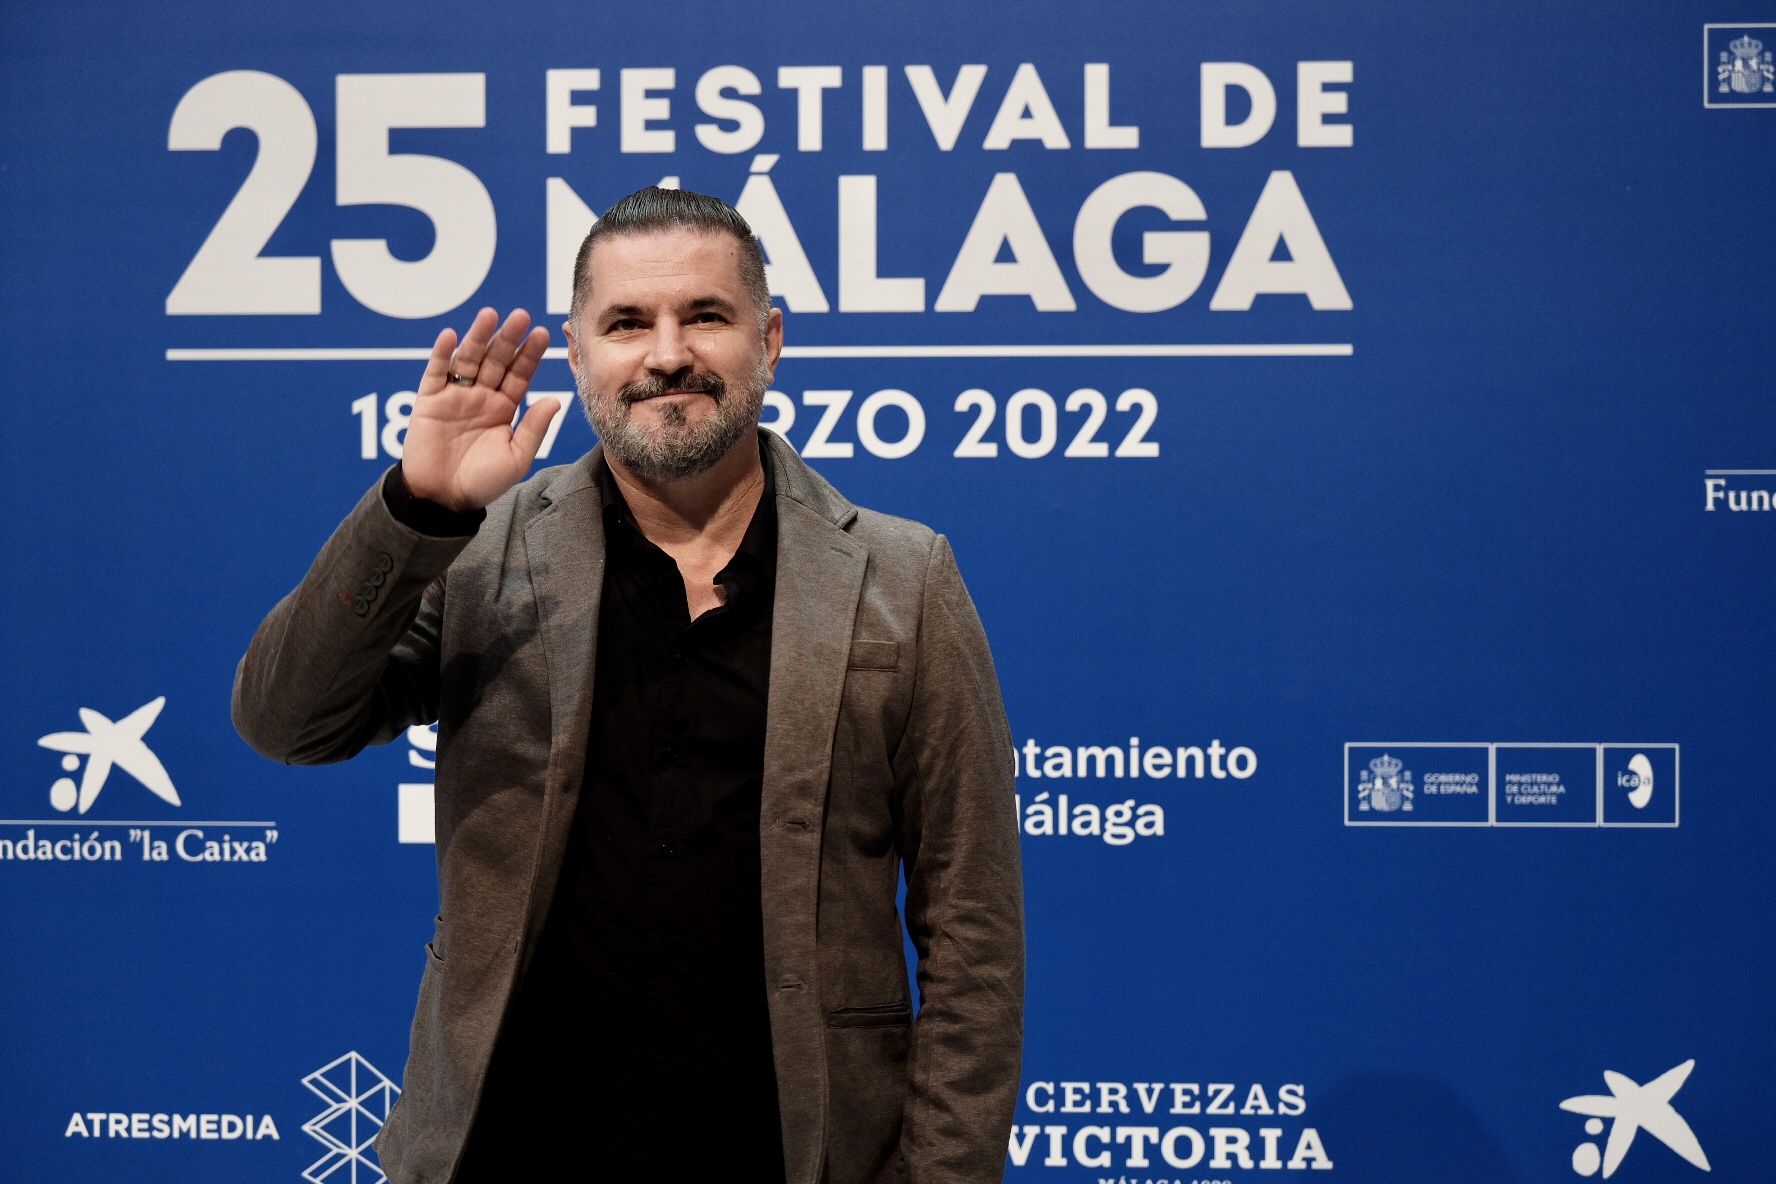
[573,355,771,482]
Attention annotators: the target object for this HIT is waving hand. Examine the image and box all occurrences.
[401,307,562,512]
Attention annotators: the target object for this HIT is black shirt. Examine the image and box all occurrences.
[409,446,784,1180]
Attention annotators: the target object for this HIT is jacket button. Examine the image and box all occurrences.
[375,552,394,572]
[368,569,387,587]
[359,582,378,600]
[351,598,369,617]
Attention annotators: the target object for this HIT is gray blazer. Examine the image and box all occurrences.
[233,429,1024,1184]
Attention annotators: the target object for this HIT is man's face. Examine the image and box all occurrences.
[566,228,782,483]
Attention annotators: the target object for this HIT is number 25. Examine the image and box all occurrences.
[166,70,495,318]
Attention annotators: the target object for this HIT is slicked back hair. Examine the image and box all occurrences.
[568,186,773,331]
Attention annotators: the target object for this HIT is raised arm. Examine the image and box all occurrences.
[232,309,560,764]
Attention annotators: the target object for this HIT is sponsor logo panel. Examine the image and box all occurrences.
[1345,743,1678,828]
[1010,1077,1333,1174]
[57,1051,399,1183]
[5,697,279,866]
[1349,744,1488,824]
[1496,744,1598,826]
[393,730,1261,848]
[1602,746,1679,826]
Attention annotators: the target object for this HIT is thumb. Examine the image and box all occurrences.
[511,396,564,464]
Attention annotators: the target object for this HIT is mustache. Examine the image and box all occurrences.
[619,369,727,405]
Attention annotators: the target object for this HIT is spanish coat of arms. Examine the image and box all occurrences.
[1359,753,1414,812]
[1720,34,1776,95]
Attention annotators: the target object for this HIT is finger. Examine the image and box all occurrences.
[448,307,499,381]
[501,326,552,399]
[511,396,563,464]
[420,327,457,394]
[483,308,529,372]
[477,308,532,390]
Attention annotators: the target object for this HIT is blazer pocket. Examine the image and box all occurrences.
[847,640,900,671]
[827,1001,913,1028]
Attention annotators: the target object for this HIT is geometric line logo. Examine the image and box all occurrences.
[301,1051,401,1184]
[1560,1059,1711,1178]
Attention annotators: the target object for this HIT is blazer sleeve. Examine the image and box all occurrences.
[892,533,1025,1183]
[232,466,475,765]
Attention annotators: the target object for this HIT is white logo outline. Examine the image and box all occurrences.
[302,1050,400,1184]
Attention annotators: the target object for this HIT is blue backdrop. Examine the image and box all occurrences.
[3,2,1772,1181]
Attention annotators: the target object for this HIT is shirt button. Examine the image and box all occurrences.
[655,841,677,858]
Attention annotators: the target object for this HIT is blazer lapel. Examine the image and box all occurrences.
[515,454,607,964]
[759,429,866,875]
[761,496,867,854]
[758,440,867,1184]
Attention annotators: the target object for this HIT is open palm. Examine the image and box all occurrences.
[402,307,562,512]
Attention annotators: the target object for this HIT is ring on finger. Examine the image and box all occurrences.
[446,369,475,387]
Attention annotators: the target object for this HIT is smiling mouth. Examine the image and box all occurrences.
[621,373,726,405]
[631,389,708,405]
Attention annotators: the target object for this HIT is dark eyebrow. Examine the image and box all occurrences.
[596,296,738,328]
[598,303,647,327]
[685,296,738,317]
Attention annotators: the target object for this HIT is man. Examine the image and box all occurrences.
[233,187,1023,1184]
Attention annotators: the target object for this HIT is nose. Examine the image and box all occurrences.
[644,317,691,376]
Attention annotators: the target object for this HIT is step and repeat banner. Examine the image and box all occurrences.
[3,1,1772,1181]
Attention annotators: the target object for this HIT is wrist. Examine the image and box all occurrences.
[383,464,485,537]
[396,462,455,508]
